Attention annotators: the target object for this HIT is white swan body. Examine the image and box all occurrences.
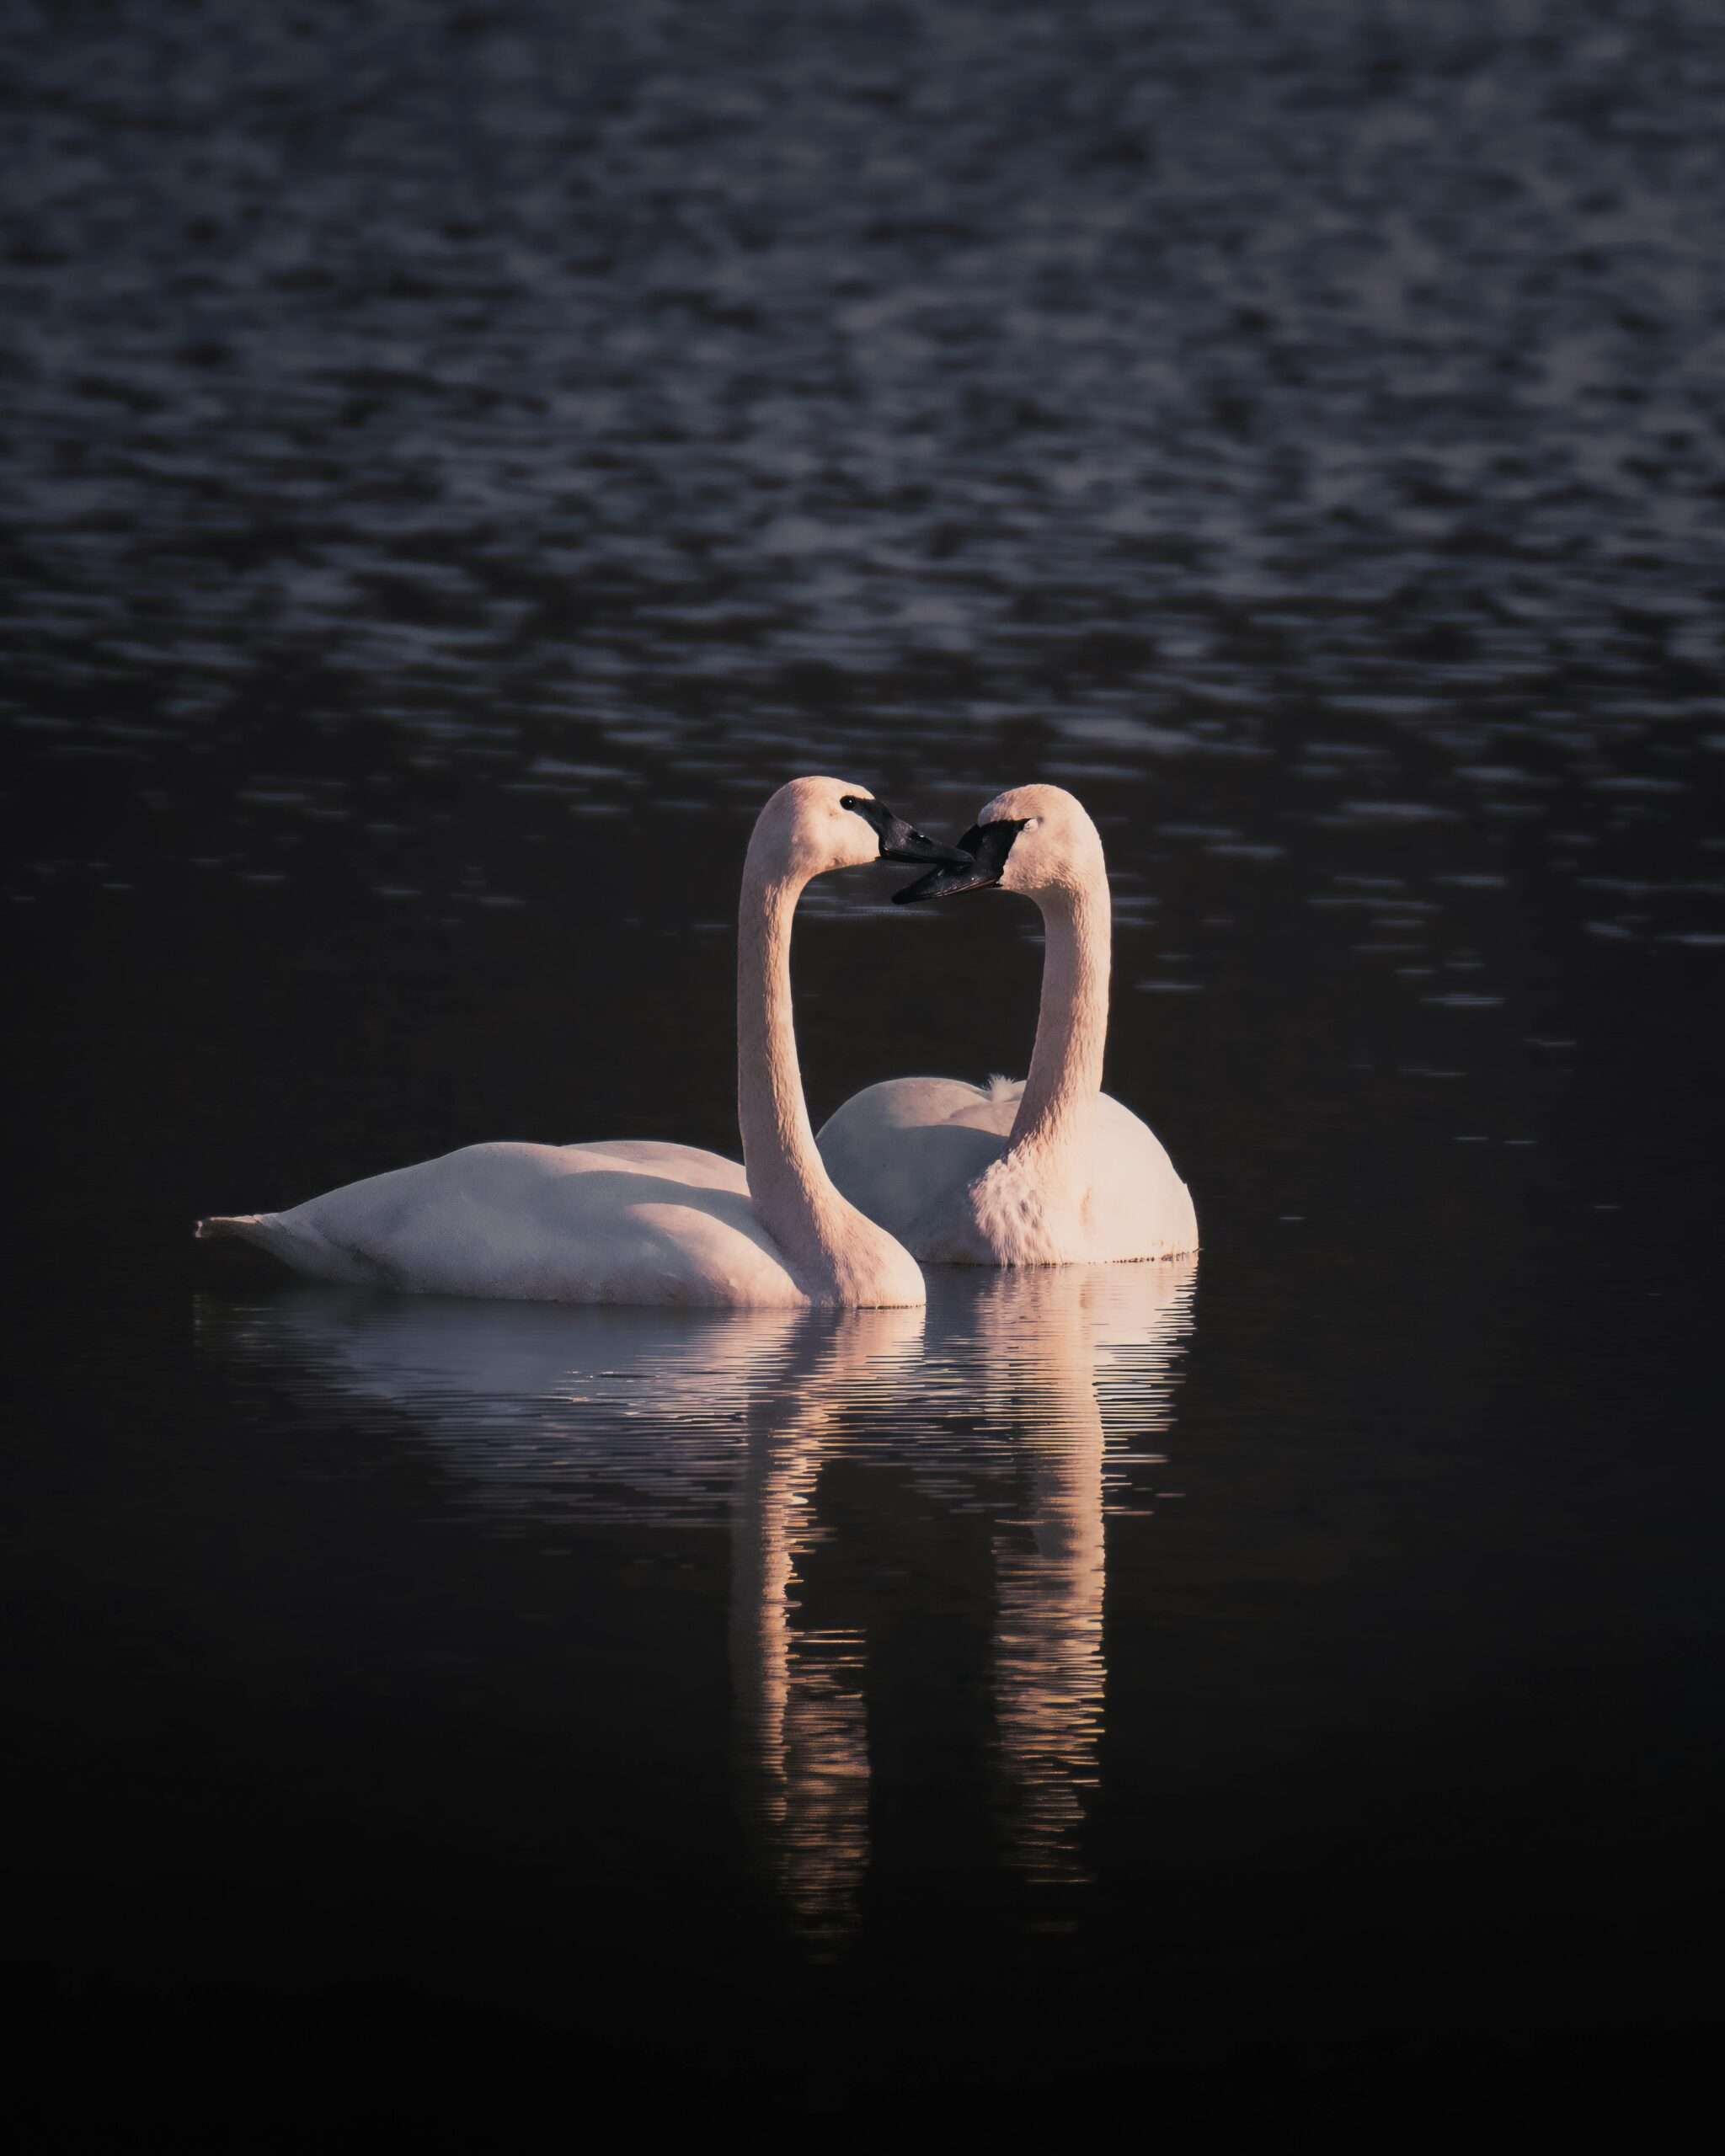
[817,784,1199,1267]
[197,779,969,1309]
[206,1138,803,1307]
[818,1075,1194,1267]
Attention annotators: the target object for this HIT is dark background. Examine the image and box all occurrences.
[4,0,1723,2143]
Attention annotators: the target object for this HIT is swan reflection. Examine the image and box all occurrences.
[196,1261,1194,1936]
[983,1271,1137,1891]
[728,1307,921,1945]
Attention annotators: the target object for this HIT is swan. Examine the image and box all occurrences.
[195,777,971,1308]
[815,783,1199,1267]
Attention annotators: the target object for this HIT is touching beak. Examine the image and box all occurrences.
[868,803,975,870]
[894,819,1016,903]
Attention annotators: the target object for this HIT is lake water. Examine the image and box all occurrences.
[5,0,1723,2138]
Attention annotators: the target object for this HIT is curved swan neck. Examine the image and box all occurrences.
[737,853,911,1302]
[1008,871,1111,1159]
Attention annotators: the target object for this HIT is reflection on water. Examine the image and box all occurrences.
[985,1271,1157,1897]
[197,1264,1194,1941]
[727,1309,916,1949]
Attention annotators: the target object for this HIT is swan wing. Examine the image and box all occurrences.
[198,1140,807,1306]
[555,1139,750,1190]
[1076,1095,1199,1261]
[816,1077,1014,1247]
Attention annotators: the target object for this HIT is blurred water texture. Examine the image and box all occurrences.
[4,0,1722,937]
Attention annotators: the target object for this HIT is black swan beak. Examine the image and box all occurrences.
[844,796,974,869]
[894,819,1024,902]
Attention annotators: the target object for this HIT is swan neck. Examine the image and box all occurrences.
[1009,873,1111,1158]
[737,857,910,1302]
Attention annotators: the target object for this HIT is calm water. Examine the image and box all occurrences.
[5,0,1723,2137]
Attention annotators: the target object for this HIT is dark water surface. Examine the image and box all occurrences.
[5,0,1724,2138]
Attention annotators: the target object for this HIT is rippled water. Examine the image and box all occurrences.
[6,0,1723,2137]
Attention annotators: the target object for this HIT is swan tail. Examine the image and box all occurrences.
[195,1212,270,1245]
[195,1212,377,1283]
[984,1073,1024,1102]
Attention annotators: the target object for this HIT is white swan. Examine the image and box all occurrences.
[816,783,1199,1267]
[195,777,971,1309]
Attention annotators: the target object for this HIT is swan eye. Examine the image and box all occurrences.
[1024,816,1042,830]
[840,795,860,810]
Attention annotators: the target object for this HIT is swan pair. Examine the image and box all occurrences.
[197,776,1198,1307]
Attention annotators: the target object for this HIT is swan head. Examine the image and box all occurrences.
[751,776,974,882]
[893,782,1103,904]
